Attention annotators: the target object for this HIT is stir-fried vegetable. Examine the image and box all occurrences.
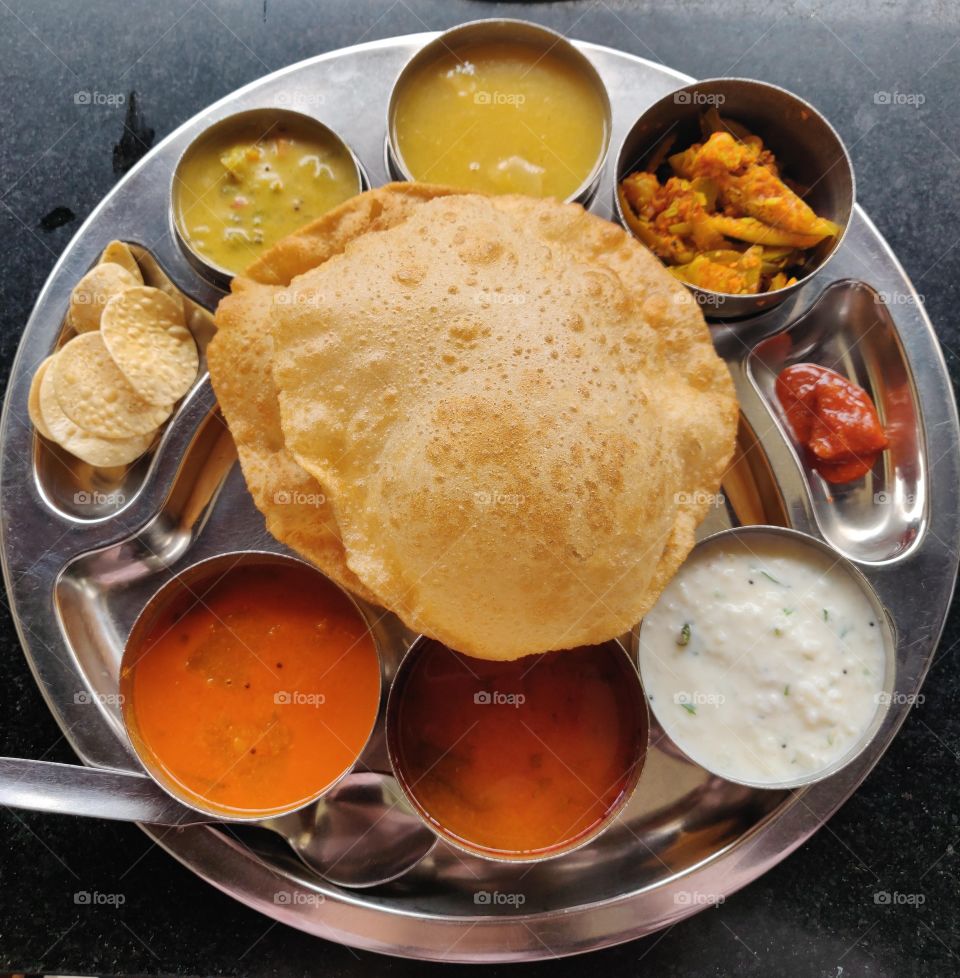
[618,112,841,294]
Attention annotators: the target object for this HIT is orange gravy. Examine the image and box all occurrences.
[124,563,380,816]
[391,641,646,857]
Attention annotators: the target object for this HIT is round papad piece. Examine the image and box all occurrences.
[99,241,143,281]
[69,262,140,333]
[39,352,155,466]
[52,332,172,438]
[101,286,198,406]
[210,183,459,605]
[270,192,738,660]
[28,356,55,440]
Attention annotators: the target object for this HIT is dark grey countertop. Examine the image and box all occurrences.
[1,1,959,975]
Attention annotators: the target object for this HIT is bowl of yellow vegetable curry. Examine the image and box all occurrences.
[614,77,854,320]
[172,108,366,284]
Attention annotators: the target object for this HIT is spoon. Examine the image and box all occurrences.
[0,756,436,888]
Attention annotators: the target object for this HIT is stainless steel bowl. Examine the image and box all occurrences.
[614,78,856,320]
[385,18,612,206]
[637,525,896,791]
[119,550,385,821]
[170,107,366,288]
[385,636,650,863]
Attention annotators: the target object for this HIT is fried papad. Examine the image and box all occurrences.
[209,183,459,603]
[269,192,738,659]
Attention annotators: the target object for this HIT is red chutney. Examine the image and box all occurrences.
[391,641,646,857]
[123,563,380,816]
[776,363,888,484]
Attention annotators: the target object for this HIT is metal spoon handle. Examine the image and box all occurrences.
[0,757,209,826]
[0,757,436,888]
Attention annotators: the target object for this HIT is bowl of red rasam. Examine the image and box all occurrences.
[386,637,649,862]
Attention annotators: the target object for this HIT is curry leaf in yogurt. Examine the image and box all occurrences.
[759,569,788,587]
[681,702,697,715]
[677,623,692,647]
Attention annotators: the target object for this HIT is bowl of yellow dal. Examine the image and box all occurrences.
[386,19,611,204]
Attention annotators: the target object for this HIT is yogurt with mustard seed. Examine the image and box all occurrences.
[639,531,889,786]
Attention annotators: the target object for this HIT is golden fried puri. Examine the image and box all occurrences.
[210,184,737,660]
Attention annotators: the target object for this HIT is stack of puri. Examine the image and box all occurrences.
[209,184,738,661]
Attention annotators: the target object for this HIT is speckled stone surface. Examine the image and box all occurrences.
[0,1,958,975]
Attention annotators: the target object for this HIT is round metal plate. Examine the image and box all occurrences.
[2,31,958,963]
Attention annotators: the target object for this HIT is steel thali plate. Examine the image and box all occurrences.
[1,31,958,963]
